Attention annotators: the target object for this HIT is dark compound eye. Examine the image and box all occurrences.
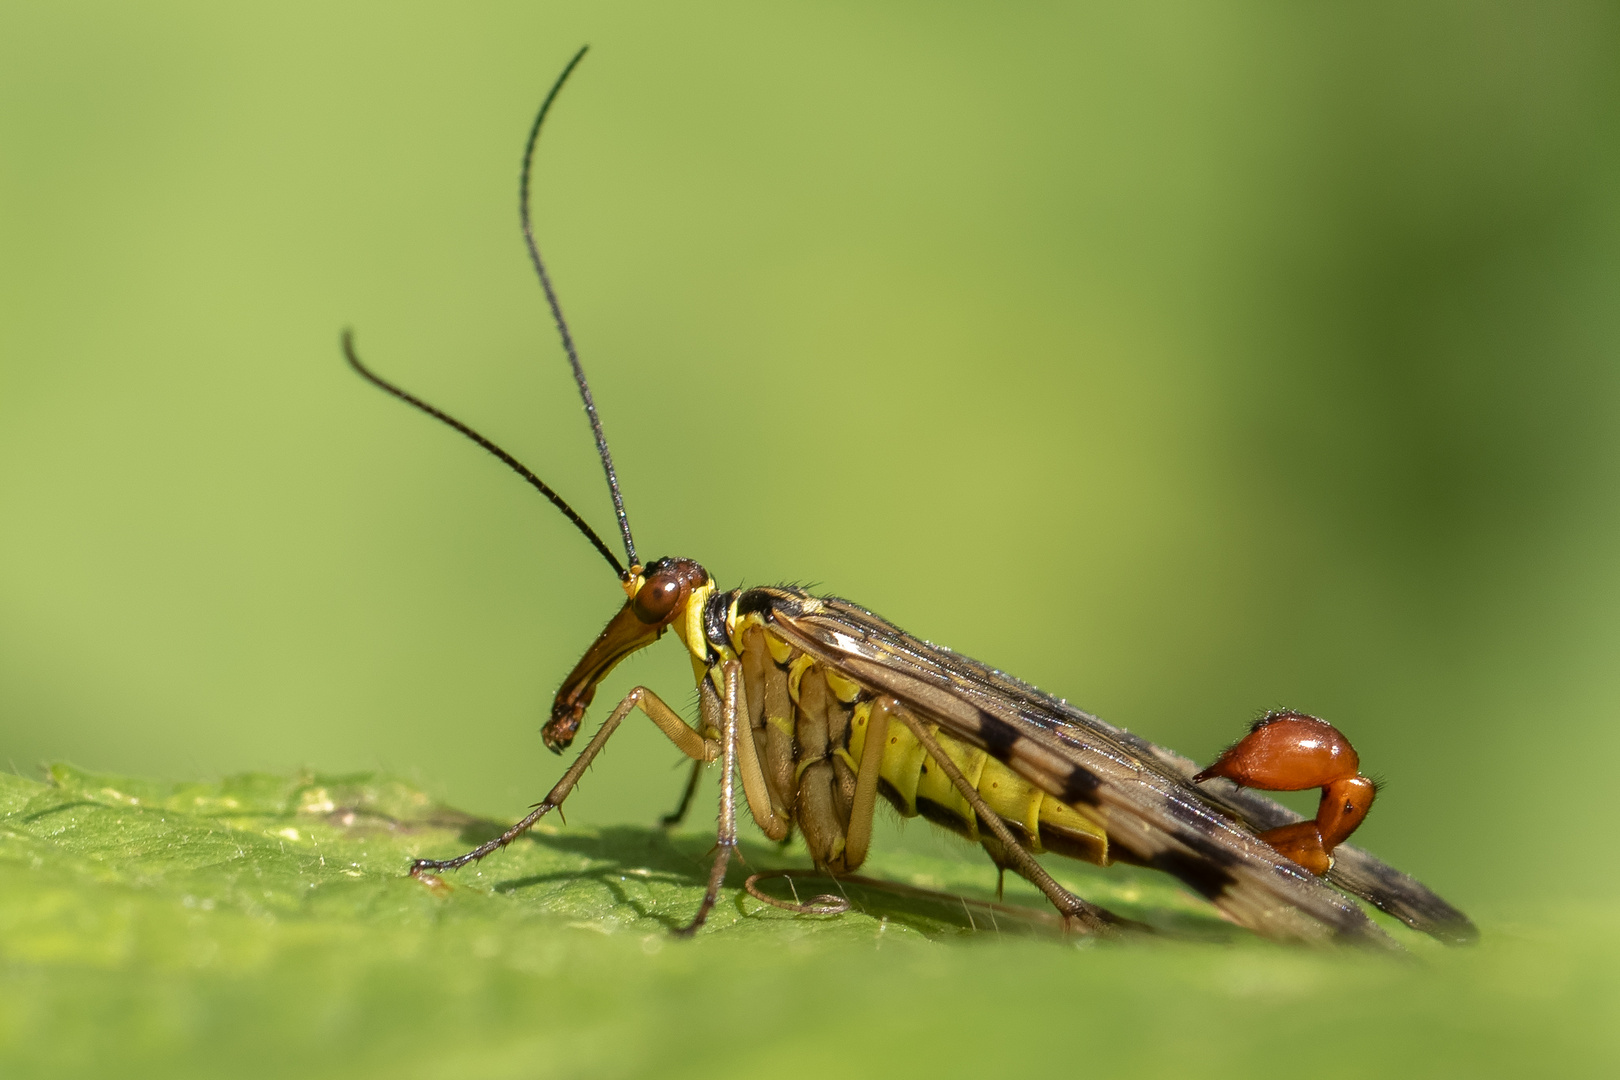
[631,571,684,624]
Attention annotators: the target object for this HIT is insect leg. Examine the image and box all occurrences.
[674,661,743,936]
[732,669,791,842]
[411,686,717,877]
[893,707,1122,934]
[659,759,705,828]
[838,695,893,871]
[743,869,850,915]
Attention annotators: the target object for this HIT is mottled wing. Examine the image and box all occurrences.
[752,587,1471,946]
[1177,760,1478,944]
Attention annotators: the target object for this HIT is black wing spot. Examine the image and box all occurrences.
[1173,828,1243,869]
[1060,763,1103,806]
[1151,850,1236,901]
[976,712,1020,758]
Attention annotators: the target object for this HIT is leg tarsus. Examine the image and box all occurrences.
[674,841,735,937]
[410,801,553,876]
[743,870,851,916]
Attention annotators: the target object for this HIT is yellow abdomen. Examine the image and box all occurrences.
[847,701,1110,865]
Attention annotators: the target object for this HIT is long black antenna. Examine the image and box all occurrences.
[343,330,628,580]
[519,46,639,570]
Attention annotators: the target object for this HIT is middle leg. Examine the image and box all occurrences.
[674,661,743,936]
[741,693,893,916]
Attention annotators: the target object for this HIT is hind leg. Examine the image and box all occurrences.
[894,706,1122,934]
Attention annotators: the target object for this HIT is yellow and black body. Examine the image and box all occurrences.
[344,47,1476,949]
[475,557,1475,946]
[546,559,1107,878]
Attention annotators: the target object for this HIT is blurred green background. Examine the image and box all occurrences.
[2,1,1618,1073]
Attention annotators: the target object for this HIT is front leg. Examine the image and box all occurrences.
[410,685,717,878]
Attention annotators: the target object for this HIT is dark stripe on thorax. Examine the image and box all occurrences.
[704,590,737,655]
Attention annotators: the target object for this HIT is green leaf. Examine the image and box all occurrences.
[0,765,1611,1079]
